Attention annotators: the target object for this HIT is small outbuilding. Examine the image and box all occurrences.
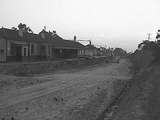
[84,44,98,56]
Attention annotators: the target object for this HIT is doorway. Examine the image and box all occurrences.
[0,49,6,62]
[15,46,22,61]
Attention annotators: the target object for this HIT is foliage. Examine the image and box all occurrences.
[130,40,160,72]
[113,48,127,57]
[18,23,33,33]
[138,40,160,62]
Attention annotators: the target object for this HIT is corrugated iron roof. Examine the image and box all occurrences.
[85,44,97,49]
[0,28,85,49]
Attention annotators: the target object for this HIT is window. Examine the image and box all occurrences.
[40,45,46,56]
[31,44,34,54]
[24,48,27,56]
[80,50,82,55]
[0,49,4,53]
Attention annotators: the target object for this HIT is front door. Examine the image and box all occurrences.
[0,49,6,62]
[15,46,22,61]
[0,38,6,62]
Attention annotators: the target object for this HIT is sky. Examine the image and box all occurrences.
[0,0,160,52]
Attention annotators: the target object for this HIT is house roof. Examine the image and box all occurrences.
[85,44,97,49]
[51,39,85,49]
[0,28,62,41]
[0,28,85,49]
[0,28,20,40]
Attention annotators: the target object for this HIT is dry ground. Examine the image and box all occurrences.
[102,63,160,120]
[0,59,132,120]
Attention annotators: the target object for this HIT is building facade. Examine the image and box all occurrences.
[83,44,98,56]
[0,28,85,62]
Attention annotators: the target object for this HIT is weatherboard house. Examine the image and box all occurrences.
[0,27,85,62]
[84,44,98,56]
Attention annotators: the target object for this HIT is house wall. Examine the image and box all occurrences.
[46,44,50,57]
[30,43,38,56]
[18,43,55,61]
[78,49,85,56]
[0,38,7,62]
[6,40,30,62]
[63,49,77,58]
[48,45,54,60]
[6,41,19,62]
[53,48,78,59]
[93,49,98,55]
[84,49,98,56]
[84,49,93,56]
[7,40,11,56]
[1,39,83,62]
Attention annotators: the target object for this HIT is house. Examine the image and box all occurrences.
[84,44,98,56]
[97,47,107,56]
[0,27,85,62]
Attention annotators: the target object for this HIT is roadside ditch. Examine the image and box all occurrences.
[96,62,159,120]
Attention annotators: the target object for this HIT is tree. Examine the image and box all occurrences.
[137,40,160,61]
[18,23,26,30]
[18,23,33,33]
[26,26,33,33]
[138,40,159,50]
[113,48,127,56]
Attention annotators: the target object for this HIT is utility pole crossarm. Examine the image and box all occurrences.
[147,33,151,41]
[77,40,92,45]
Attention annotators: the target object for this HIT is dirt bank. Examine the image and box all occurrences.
[101,62,160,120]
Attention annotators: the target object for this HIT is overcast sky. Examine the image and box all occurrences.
[0,0,160,51]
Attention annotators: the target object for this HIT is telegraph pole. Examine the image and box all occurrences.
[147,33,151,41]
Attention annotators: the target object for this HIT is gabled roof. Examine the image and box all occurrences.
[0,28,20,40]
[52,39,85,49]
[0,28,63,42]
[0,28,40,41]
[85,44,97,49]
[0,28,85,49]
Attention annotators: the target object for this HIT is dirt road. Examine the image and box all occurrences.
[0,59,132,120]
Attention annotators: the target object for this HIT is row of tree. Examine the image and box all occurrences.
[11,23,33,33]
[11,23,56,35]
[137,38,160,62]
[129,30,160,71]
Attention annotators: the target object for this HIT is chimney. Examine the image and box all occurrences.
[44,26,46,31]
[52,30,56,36]
[74,35,76,41]
[41,32,45,39]
[39,29,46,39]
[18,28,23,37]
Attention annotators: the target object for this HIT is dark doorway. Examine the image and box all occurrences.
[54,49,62,58]
[15,46,22,61]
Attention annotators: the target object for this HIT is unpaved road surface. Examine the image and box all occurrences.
[0,59,132,120]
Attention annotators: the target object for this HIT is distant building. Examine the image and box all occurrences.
[0,28,85,62]
[84,44,98,56]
